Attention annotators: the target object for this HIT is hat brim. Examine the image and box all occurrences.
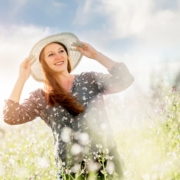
[29,32,83,82]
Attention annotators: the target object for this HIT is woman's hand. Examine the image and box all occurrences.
[9,57,31,103]
[18,57,31,81]
[77,42,116,70]
[76,42,99,59]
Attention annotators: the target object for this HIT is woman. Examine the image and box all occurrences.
[3,32,134,179]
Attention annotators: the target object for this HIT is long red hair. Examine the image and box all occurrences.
[40,42,84,116]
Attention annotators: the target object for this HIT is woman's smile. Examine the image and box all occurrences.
[54,61,64,66]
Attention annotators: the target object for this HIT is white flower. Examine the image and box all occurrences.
[71,164,81,173]
[0,163,5,176]
[15,167,28,178]
[100,123,107,130]
[61,127,72,143]
[141,174,151,180]
[71,143,82,155]
[96,144,102,149]
[83,96,87,100]
[79,132,89,145]
[87,160,101,172]
[106,161,115,174]
[37,157,50,169]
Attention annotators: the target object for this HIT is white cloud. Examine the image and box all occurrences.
[100,0,154,39]
[138,9,180,48]
[74,0,153,37]
[74,0,95,25]
[0,25,52,71]
[74,0,180,48]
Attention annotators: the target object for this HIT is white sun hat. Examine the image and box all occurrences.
[29,32,83,82]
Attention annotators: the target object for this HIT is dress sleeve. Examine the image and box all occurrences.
[92,62,134,94]
[3,90,43,125]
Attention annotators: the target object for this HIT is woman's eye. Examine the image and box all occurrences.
[59,50,64,53]
[48,53,54,57]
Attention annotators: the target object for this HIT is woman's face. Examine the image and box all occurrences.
[43,43,69,73]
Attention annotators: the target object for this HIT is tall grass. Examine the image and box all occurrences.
[0,120,58,179]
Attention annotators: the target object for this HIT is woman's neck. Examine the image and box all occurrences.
[57,72,75,92]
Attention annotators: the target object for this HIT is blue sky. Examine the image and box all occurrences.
[0,0,180,122]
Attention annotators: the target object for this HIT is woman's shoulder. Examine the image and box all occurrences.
[28,88,45,102]
[30,88,43,96]
[76,71,98,79]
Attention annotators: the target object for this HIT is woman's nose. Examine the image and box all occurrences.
[55,53,62,59]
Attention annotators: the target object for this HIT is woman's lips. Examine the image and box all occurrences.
[54,61,64,66]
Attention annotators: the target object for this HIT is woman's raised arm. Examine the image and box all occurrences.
[3,57,40,125]
[77,42,134,94]
[9,58,31,102]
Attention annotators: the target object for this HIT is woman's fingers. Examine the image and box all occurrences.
[76,46,84,53]
[18,58,31,80]
[76,42,98,59]
[20,57,30,68]
[81,42,90,50]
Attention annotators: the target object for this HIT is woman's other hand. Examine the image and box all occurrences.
[77,42,116,70]
[9,57,31,102]
[76,42,99,59]
[18,57,31,81]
